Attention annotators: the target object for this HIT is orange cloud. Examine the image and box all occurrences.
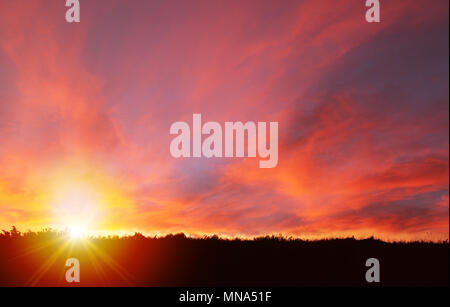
[0,0,448,241]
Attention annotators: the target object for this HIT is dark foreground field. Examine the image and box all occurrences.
[0,228,448,287]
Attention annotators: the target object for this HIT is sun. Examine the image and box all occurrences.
[68,225,85,239]
[46,165,133,237]
[51,180,104,236]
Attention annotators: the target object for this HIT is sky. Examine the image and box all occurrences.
[0,0,448,241]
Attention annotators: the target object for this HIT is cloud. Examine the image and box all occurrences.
[0,0,448,240]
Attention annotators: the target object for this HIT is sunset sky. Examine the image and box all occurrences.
[0,0,448,241]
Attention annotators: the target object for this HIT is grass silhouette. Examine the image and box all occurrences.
[0,227,448,286]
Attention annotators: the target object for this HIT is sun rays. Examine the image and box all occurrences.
[18,232,134,286]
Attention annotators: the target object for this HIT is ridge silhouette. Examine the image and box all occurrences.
[0,227,448,286]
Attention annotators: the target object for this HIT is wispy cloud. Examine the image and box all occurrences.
[0,0,448,240]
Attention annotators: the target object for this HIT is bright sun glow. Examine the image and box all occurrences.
[51,180,104,237]
[45,165,134,237]
[69,225,85,239]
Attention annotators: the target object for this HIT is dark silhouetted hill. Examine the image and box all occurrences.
[0,227,448,286]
